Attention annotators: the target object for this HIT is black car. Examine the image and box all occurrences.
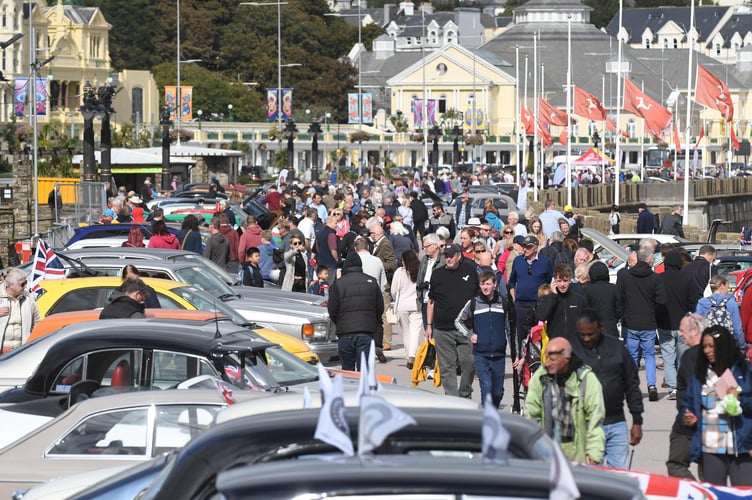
[0,319,281,417]
[129,407,555,500]
[215,456,644,500]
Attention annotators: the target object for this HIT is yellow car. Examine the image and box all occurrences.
[34,277,319,364]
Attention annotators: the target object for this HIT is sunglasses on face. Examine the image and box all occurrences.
[291,241,302,246]
[503,231,513,235]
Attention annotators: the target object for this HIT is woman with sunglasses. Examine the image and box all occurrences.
[281,237,309,293]
[682,325,752,486]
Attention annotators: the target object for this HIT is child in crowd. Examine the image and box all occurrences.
[308,266,330,298]
[242,247,264,288]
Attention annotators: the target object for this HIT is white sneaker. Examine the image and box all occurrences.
[427,369,435,380]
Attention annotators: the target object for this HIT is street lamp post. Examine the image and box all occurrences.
[592,130,600,150]
[451,124,462,171]
[80,82,97,183]
[309,119,322,182]
[284,118,298,176]
[160,105,172,190]
[429,124,441,175]
[197,109,203,130]
[227,104,233,122]
[98,84,116,189]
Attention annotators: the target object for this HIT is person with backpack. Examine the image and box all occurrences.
[695,275,747,351]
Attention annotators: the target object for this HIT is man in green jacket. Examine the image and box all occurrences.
[525,337,606,464]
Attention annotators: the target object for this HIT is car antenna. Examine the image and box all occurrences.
[213,300,222,339]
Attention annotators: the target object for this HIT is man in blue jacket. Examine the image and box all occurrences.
[455,269,507,408]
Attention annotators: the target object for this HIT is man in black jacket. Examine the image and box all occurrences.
[426,243,479,398]
[100,278,148,319]
[409,191,429,238]
[666,312,707,479]
[617,242,666,402]
[328,252,384,371]
[683,244,717,311]
[535,264,587,342]
[572,309,643,469]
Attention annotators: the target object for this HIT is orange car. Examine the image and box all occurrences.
[29,309,319,364]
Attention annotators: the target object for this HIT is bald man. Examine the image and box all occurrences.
[525,337,606,464]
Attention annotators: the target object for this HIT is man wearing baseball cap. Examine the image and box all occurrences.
[425,242,479,398]
[507,235,553,354]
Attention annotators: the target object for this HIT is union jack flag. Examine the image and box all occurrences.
[741,227,751,246]
[29,239,65,296]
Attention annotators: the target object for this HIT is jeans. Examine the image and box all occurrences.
[602,421,629,469]
[658,329,679,390]
[338,333,373,371]
[433,327,475,398]
[474,354,505,409]
[626,328,657,387]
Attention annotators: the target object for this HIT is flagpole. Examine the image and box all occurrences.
[524,54,529,185]
[540,62,545,194]
[702,120,706,177]
[566,15,572,207]
[533,33,538,202]
[683,0,695,222]
[516,45,521,184]
[602,74,606,182]
[614,0,623,205]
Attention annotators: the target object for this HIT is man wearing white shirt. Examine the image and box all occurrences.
[296,207,318,253]
[538,199,566,239]
[507,211,527,237]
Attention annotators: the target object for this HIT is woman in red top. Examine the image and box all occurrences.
[147,220,180,249]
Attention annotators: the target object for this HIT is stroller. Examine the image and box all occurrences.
[518,322,544,390]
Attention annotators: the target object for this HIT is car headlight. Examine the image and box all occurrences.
[302,322,328,341]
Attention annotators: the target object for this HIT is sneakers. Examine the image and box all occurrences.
[667,390,677,401]
[383,343,392,351]
[648,385,659,402]
[426,368,435,380]
[376,348,387,363]
[406,357,415,370]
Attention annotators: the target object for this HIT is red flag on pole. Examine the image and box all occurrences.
[538,98,572,127]
[606,116,617,133]
[673,122,683,155]
[559,128,568,146]
[537,120,552,148]
[623,78,672,136]
[573,86,607,121]
[695,64,734,122]
[520,103,534,134]
[731,126,740,151]
[694,125,705,149]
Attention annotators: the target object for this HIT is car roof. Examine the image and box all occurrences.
[62,258,203,272]
[215,456,642,500]
[145,407,553,499]
[62,248,197,259]
[216,390,479,424]
[39,276,185,291]
[23,320,274,394]
[64,224,179,247]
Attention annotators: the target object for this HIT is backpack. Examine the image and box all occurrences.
[272,248,284,265]
[705,296,734,332]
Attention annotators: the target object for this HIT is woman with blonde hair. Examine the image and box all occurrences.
[528,216,547,248]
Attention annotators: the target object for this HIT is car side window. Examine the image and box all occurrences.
[47,288,102,315]
[151,351,205,389]
[155,293,182,310]
[52,349,143,393]
[152,405,222,456]
[47,408,149,456]
[493,199,508,211]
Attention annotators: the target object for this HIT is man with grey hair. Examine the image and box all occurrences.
[540,231,573,271]
[416,233,445,328]
[683,244,717,311]
[666,313,709,479]
[573,247,593,268]
[507,211,527,236]
[617,243,666,402]
[660,204,685,238]
[0,268,40,351]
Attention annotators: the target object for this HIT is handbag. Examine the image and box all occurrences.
[385,269,401,324]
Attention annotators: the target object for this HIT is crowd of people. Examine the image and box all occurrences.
[33,169,752,486]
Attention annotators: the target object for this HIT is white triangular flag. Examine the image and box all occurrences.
[549,440,580,500]
[316,362,331,405]
[303,385,311,409]
[314,373,354,456]
[367,340,378,391]
[357,351,370,401]
[481,394,510,464]
[358,394,417,456]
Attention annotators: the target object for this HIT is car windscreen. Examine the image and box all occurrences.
[173,266,236,298]
[170,286,249,326]
[264,347,318,386]
[168,254,238,286]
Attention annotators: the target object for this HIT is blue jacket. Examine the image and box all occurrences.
[455,290,506,356]
[508,253,553,303]
[696,293,747,349]
[682,361,752,462]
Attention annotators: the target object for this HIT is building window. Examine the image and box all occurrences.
[644,39,650,49]
[90,35,101,59]
[627,119,636,138]
[716,44,721,56]
[2,7,6,28]
[588,120,597,137]
[406,37,412,46]
[673,38,678,49]
[663,38,668,49]
[438,94,447,113]
[132,87,144,123]
[446,31,455,44]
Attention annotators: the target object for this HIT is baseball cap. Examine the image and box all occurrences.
[442,243,462,256]
[522,235,539,247]
[564,204,573,212]
[513,235,526,246]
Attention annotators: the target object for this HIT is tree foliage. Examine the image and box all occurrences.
[87,0,376,125]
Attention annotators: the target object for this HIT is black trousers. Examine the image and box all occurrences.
[702,452,752,486]
[666,428,695,480]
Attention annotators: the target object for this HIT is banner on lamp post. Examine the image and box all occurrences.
[14,78,47,116]
[165,86,177,121]
[180,86,193,121]
[280,88,293,120]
